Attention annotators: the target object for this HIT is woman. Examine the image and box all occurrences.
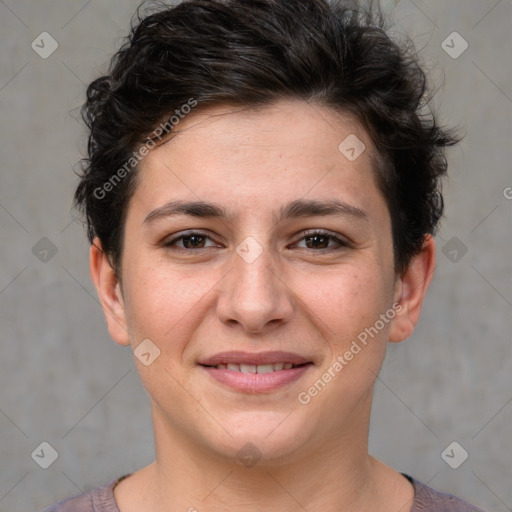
[45,0,485,510]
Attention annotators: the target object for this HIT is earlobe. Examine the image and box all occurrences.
[388,234,436,343]
[89,237,131,346]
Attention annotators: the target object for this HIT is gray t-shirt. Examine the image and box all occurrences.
[42,473,486,511]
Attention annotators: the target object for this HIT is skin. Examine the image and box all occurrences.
[90,99,436,512]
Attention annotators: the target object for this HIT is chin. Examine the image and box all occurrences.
[202,409,318,466]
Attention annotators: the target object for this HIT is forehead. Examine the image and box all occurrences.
[160,100,373,164]
[129,99,386,225]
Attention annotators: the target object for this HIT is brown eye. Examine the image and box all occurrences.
[180,235,207,249]
[304,234,330,249]
[294,230,349,251]
[164,232,218,250]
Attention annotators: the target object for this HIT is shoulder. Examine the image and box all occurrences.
[404,473,487,512]
[41,476,127,512]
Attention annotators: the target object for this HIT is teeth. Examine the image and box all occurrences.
[215,362,298,372]
[256,364,274,374]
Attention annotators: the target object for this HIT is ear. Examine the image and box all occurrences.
[388,234,436,343]
[89,237,131,346]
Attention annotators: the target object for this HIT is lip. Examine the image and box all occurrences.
[198,350,312,367]
[198,351,313,393]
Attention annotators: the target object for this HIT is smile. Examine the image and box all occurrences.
[198,351,314,393]
[208,362,304,372]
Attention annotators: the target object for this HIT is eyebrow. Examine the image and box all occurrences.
[143,198,369,225]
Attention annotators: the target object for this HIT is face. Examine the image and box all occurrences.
[95,99,417,465]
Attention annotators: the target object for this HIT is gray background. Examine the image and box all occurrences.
[0,1,511,511]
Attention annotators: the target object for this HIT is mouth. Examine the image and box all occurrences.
[198,351,314,393]
[203,362,307,373]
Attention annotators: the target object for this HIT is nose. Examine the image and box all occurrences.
[216,241,294,335]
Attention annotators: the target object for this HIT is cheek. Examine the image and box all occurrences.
[291,267,395,433]
[121,259,213,350]
[292,264,393,344]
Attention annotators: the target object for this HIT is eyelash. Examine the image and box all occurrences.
[163,230,350,253]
